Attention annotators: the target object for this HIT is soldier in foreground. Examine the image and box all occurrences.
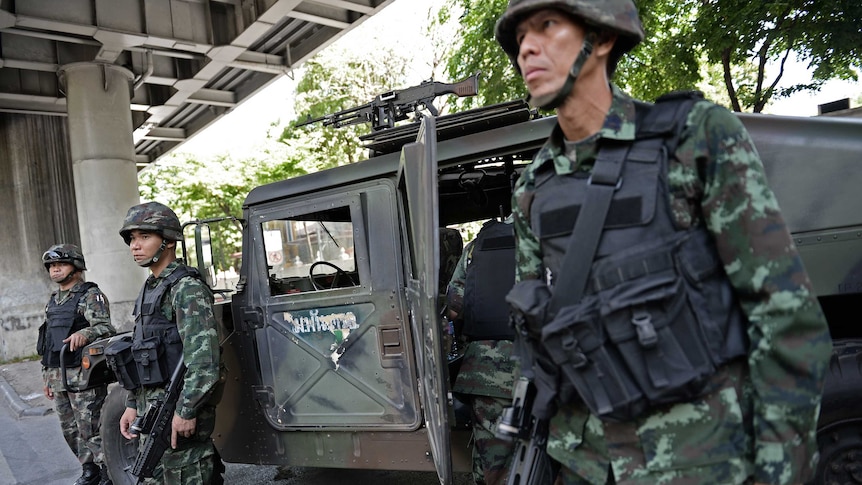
[39,244,116,485]
[117,202,223,484]
[446,218,518,484]
[494,1,832,484]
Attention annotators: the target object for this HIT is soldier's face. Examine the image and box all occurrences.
[48,262,75,283]
[128,230,164,265]
[515,9,586,101]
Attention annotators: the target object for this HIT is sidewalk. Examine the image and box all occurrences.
[0,358,53,417]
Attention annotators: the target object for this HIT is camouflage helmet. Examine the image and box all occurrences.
[119,201,183,245]
[42,243,87,271]
[495,0,645,67]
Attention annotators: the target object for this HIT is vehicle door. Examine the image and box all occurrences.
[247,180,422,432]
[397,113,452,484]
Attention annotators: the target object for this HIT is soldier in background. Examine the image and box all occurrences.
[39,244,116,485]
[495,0,831,484]
[116,202,224,485]
[446,218,517,485]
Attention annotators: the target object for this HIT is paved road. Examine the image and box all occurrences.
[0,396,82,485]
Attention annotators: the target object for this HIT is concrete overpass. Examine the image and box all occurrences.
[0,0,395,360]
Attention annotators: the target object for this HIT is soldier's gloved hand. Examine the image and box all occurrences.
[63,332,89,351]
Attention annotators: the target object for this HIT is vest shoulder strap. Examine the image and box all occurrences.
[635,90,704,145]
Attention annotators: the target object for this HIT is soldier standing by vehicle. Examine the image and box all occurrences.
[446,218,517,485]
[116,202,224,484]
[494,1,831,484]
[39,243,116,485]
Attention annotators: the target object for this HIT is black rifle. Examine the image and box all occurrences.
[296,73,480,132]
[495,378,555,485]
[130,359,187,483]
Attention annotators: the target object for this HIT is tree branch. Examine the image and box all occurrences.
[722,47,741,112]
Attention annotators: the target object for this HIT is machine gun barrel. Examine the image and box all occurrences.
[295,73,480,132]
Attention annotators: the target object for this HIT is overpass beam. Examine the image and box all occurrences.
[58,62,147,329]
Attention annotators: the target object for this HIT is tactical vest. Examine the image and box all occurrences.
[463,220,516,340]
[131,265,202,387]
[41,282,97,368]
[527,93,749,420]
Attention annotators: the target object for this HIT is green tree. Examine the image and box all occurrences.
[441,0,861,112]
[138,143,306,272]
[279,45,412,169]
[438,0,527,109]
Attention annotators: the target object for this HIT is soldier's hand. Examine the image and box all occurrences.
[43,385,53,400]
[63,332,88,351]
[120,407,138,440]
[171,415,197,449]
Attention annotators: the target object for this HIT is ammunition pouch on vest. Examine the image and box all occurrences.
[463,220,517,341]
[41,282,97,368]
[541,230,745,421]
[105,335,139,390]
[513,92,749,422]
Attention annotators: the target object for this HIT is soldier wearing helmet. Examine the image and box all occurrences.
[117,202,224,484]
[39,243,116,485]
[496,1,830,484]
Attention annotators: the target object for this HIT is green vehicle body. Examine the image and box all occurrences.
[76,100,862,484]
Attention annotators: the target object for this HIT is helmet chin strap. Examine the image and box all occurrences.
[137,240,168,268]
[528,34,595,111]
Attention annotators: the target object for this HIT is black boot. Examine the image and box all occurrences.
[73,463,100,485]
[98,465,113,485]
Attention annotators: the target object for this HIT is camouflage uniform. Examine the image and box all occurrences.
[42,281,116,470]
[447,236,517,485]
[126,259,223,485]
[509,85,832,484]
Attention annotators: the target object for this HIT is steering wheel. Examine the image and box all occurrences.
[309,261,352,290]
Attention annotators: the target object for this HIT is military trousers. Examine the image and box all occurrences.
[465,394,516,485]
[44,366,107,465]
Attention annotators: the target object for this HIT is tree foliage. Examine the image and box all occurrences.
[138,144,305,272]
[278,45,412,170]
[438,0,527,109]
[441,0,861,112]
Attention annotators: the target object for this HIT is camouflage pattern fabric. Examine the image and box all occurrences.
[126,260,223,484]
[42,281,115,466]
[468,395,517,485]
[137,405,218,485]
[42,243,87,270]
[495,0,644,63]
[43,367,108,466]
[447,237,517,484]
[120,201,184,244]
[510,85,831,484]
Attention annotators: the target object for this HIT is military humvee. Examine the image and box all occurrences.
[75,99,862,485]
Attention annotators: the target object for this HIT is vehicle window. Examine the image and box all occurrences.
[263,207,359,295]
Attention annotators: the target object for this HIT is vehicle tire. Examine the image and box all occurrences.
[101,384,138,485]
[809,339,862,485]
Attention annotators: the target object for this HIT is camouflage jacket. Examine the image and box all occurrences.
[511,85,831,484]
[127,260,222,420]
[447,238,516,399]
[46,280,115,347]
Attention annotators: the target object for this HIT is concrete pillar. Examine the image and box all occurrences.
[0,113,77,361]
[59,62,147,330]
